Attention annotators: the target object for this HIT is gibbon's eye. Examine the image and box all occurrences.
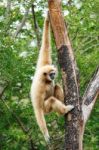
[44,72,47,76]
[49,72,56,80]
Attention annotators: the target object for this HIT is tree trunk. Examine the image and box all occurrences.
[48,0,81,149]
[48,0,99,150]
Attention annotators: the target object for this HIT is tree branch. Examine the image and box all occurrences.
[6,0,11,18]
[82,67,99,124]
[4,0,11,34]
[1,98,37,149]
[13,8,29,38]
[0,83,36,150]
[3,99,28,132]
[0,81,9,99]
[31,4,40,50]
[0,85,8,99]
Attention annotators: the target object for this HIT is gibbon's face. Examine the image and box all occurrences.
[40,65,57,82]
[44,70,56,82]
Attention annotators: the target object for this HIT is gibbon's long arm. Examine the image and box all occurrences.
[34,104,50,142]
[37,16,52,70]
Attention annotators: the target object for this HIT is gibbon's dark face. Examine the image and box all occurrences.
[40,65,57,82]
[43,70,56,82]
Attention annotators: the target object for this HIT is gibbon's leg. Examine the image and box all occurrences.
[37,14,52,70]
[44,96,74,115]
[54,84,64,102]
[34,106,50,142]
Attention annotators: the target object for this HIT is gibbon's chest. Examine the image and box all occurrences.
[44,83,54,100]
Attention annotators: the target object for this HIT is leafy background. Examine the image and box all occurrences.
[0,0,99,149]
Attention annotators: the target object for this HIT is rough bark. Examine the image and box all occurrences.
[48,0,81,149]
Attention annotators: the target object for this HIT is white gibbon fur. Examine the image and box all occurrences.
[30,15,74,142]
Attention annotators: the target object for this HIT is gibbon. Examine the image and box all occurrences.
[30,15,74,143]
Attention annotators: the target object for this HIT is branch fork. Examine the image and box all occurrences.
[48,0,99,149]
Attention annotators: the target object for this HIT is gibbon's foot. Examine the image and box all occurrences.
[65,105,74,114]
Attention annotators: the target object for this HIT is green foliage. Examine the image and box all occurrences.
[0,0,98,149]
[84,101,99,150]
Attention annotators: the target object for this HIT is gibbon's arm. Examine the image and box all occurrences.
[37,15,52,70]
[34,105,50,142]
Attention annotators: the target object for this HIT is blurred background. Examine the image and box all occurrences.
[0,0,99,149]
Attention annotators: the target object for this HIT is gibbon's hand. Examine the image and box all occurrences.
[44,133,50,143]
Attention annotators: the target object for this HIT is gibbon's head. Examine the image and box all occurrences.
[40,65,57,82]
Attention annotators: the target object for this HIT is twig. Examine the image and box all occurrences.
[0,85,8,99]
[3,0,11,34]
[0,80,9,98]
[1,98,37,149]
[81,43,99,54]
[31,4,40,50]
[2,98,29,133]
[6,0,11,18]
[13,8,29,38]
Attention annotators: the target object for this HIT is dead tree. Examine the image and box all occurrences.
[48,0,99,149]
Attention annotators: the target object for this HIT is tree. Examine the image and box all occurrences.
[48,0,99,149]
[0,0,98,149]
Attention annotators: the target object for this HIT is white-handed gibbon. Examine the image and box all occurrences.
[30,15,74,142]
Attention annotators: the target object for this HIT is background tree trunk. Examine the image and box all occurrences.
[48,0,99,149]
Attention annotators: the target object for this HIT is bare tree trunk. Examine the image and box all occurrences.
[48,0,99,150]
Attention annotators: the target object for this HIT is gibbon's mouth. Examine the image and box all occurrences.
[49,72,56,80]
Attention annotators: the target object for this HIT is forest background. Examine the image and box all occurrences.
[0,0,99,150]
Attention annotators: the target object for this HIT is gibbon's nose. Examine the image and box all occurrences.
[49,72,55,80]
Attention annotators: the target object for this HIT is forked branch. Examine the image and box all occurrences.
[82,67,99,124]
[14,8,29,38]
